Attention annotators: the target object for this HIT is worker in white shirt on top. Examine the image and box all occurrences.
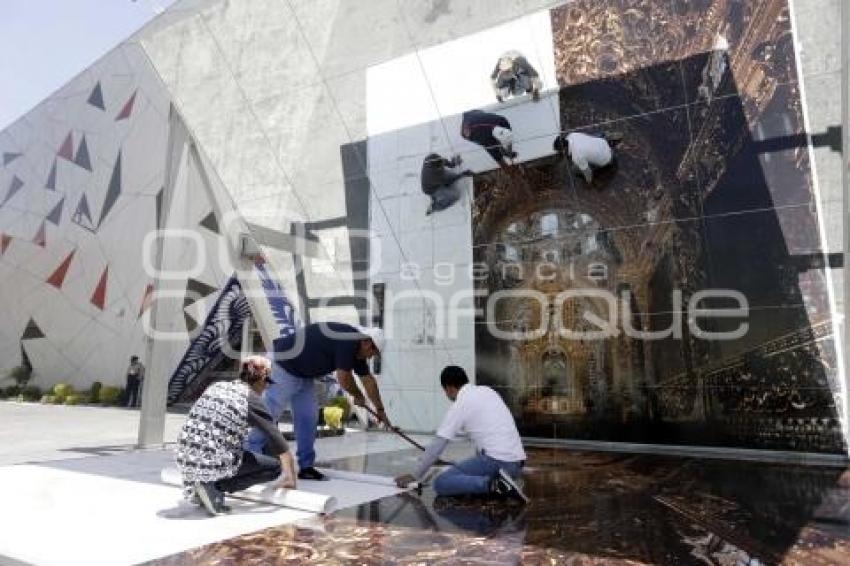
[553,131,622,185]
[395,366,528,503]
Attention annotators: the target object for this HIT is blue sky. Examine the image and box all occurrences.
[0,0,175,130]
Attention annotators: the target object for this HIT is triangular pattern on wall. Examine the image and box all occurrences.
[45,160,57,190]
[182,278,218,333]
[184,312,199,334]
[90,266,108,310]
[21,318,45,340]
[115,91,137,121]
[185,278,218,306]
[58,132,74,160]
[1,233,11,255]
[72,193,95,231]
[20,342,33,370]
[87,82,105,110]
[46,250,75,288]
[46,197,64,226]
[199,211,220,234]
[155,187,164,229]
[138,283,154,318]
[3,152,21,166]
[2,176,24,206]
[32,221,46,248]
[97,151,121,228]
[74,136,92,171]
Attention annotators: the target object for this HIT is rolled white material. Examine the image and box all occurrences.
[247,484,337,514]
[319,468,419,490]
[159,468,337,514]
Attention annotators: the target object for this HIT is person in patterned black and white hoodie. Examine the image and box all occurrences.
[176,356,297,516]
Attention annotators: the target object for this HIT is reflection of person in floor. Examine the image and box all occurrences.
[553,131,622,186]
[461,110,518,169]
[395,366,528,503]
[421,153,473,215]
[245,323,388,481]
[491,50,542,103]
[176,356,297,516]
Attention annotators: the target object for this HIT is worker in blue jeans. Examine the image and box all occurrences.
[395,366,528,503]
[245,322,389,481]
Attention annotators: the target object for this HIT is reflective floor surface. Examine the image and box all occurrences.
[151,446,849,564]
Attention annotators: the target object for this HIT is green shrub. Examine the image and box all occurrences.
[99,386,122,406]
[0,388,6,399]
[51,395,65,405]
[5,385,21,398]
[53,383,72,398]
[89,381,103,404]
[8,365,32,388]
[64,394,89,406]
[41,394,56,404]
[20,386,42,402]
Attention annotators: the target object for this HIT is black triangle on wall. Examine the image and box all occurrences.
[184,312,198,334]
[185,278,218,305]
[155,188,164,229]
[88,82,105,110]
[21,318,45,340]
[199,211,219,234]
[20,343,33,371]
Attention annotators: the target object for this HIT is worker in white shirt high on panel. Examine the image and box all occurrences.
[553,131,622,185]
[395,366,528,503]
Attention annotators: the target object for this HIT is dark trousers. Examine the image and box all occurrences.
[215,451,281,493]
[125,376,140,408]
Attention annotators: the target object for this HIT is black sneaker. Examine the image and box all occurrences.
[298,467,329,481]
[194,482,227,516]
[491,469,529,504]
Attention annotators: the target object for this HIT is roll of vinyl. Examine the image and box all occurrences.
[248,484,338,514]
[160,468,338,514]
[319,468,418,489]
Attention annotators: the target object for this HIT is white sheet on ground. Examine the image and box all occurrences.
[160,466,407,513]
[0,451,407,566]
[0,463,314,566]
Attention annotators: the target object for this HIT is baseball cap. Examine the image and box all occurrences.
[356,326,385,353]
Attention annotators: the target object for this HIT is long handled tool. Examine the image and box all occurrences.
[363,405,454,466]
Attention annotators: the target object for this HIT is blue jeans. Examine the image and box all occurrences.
[244,366,318,469]
[433,454,523,496]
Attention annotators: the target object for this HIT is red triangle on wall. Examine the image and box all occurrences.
[115,91,137,121]
[32,221,46,248]
[58,132,74,160]
[1,234,11,255]
[46,250,75,288]
[138,283,154,318]
[90,266,108,310]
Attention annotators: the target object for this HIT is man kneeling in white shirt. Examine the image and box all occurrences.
[553,131,621,185]
[395,366,528,503]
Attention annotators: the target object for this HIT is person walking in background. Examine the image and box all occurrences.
[395,365,528,503]
[491,50,542,102]
[177,356,296,516]
[461,110,518,169]
[246,322,389,481]
[553,131,622,186]
[125,355,144,408]
[421,153,473,215]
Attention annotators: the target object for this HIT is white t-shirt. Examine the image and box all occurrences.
[436,384,526,462]
[567,132,612,170]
